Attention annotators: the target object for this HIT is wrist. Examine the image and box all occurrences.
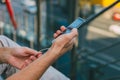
[49,43,63,56]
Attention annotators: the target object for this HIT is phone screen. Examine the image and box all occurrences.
[68,17,85,29]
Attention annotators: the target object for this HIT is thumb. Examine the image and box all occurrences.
[24,47,39,56]
[68,28,78,38]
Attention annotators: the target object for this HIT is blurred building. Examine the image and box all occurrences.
[1,0,120,80]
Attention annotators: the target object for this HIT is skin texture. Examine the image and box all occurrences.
[0,26,67,70]
[0,47,42,69]
[0,26,78,80]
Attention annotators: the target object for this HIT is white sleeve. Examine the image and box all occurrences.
[40,66,70,80]
[0,35,20,47]
[0,35,70,80]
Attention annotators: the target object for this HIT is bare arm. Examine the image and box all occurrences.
[7,48,64,80]
[6,28,78,80]
[0,47,42,69]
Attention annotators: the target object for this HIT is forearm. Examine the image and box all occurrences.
[6,28,78,80]
[6,46,62,80]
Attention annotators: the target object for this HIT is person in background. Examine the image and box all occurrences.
[0,26,78,80]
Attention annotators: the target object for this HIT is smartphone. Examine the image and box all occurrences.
[40,17,85,52]
[64,17,85,34]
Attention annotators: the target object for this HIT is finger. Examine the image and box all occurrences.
[25,59,32,65]
[24,47,39,56]
[20,61,29,69]
[64,39,74,48]
[37,52,42,57]
[60,26,66,32]
[56,30,62,35]
[30,56,37,61]
[53,26,66,38]
[54,30,62,38]
[54,33,58,38]
[36,53,42,58]
[20,63,26,69]
[68,28,78,38]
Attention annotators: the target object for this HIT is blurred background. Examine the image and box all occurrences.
[1,0,120,80]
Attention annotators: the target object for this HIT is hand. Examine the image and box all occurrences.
[0,47,42,69]
[53,26,66,38]
[51,26,78,56]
